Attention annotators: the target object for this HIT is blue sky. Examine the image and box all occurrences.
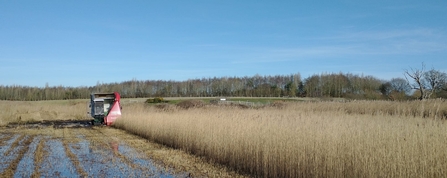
[1,1,446,87]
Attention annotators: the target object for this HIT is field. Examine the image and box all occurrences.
[0,99,244,177]
[115,99,447,177]
[1,98,447,177]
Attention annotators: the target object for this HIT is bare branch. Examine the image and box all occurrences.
[404,63,427,100]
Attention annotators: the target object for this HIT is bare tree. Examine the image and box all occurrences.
[379,82,392,96]
[424,69,447,94]
[389,78,411,93]
[404,64,447,99]
[404,63,427,100]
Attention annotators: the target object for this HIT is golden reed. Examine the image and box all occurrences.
[115,99,447,177]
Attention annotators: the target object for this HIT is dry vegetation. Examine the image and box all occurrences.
[0,99,89,126]
[0,126,244,177]
[115,99,447,177]
[0,99,246,177]
[1,98,447,177]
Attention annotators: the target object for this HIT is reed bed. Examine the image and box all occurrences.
[0,100,89,126]
[307,99,447,119]
[115,100,447,178]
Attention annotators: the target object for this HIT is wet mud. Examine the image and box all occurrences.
[14,136,41,177]
[6,119,93,129]
[0,125,187,177]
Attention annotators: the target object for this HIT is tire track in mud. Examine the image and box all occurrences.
[61,128,89,177]
[0,134,24,171]
[0,126,236,177]
[69,128,162,177]
[95,127,189,177]
[75,127,185,177]
[94,128,158,170]
[0,135,34,177]
[1,128,150,177]
[31,138,45,178]
[0,134,21,173]
[0,133,14,146]
[34,128,81,177]
[3,134,25,156]
[14,136,41,177]
[39,139,79,177]
[63,141,89,177]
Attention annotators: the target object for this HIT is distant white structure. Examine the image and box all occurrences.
[220,98,226,101]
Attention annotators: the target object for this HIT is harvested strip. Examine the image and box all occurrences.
[96,140,156,175]
[31,138,45,178]
[3,134,25,156]
[97,128,184,174]
[93,128,150,169]
[0,134,20,156]
[71,136,136,177]
[60,127,87,177]
[117,144,175,175]
[0,135,34,177]
[0,134,22,173]
[13,137,41,177]
[93,128,177,177]
[63,140,88,177]
[71,129,155,177]
[0,134,14,146]
[0,126,234,177]
[0,134,25,173]
[39,139,79,177]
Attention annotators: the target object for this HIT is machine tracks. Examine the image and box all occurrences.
[0,135,34,177]
[0,126,187,177]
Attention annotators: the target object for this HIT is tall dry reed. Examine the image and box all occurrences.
[115,100,447,177]
[308,99,447,119]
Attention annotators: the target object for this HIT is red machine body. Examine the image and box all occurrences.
[104,92,121,126]
[90,92,122,125]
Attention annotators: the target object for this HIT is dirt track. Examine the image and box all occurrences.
[0,123,188,177]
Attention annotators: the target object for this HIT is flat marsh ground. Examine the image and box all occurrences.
[0,99,245,177]
[0,125,244,177]
[1,98,447,177]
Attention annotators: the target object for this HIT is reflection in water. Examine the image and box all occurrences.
[14,136,41,177]
[110,141,119,155]
[41,139,78,177]
[70,138,183,177]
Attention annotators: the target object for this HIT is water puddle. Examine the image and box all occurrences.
[68,136,184,177]
[117,143,186,177]
[13,136,41,178]
[0,134,24,172]
[0,134,20,153]
[39,139,79,177]
[0,128,196,177]
[70,138,139,177]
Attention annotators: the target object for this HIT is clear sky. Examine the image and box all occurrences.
[1,1,446,87]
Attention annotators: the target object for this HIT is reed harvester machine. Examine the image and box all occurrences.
[89,92,122,125]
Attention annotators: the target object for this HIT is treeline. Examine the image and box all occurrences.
[1,72,446,101]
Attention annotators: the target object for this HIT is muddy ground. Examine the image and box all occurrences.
[0,121,244,178]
